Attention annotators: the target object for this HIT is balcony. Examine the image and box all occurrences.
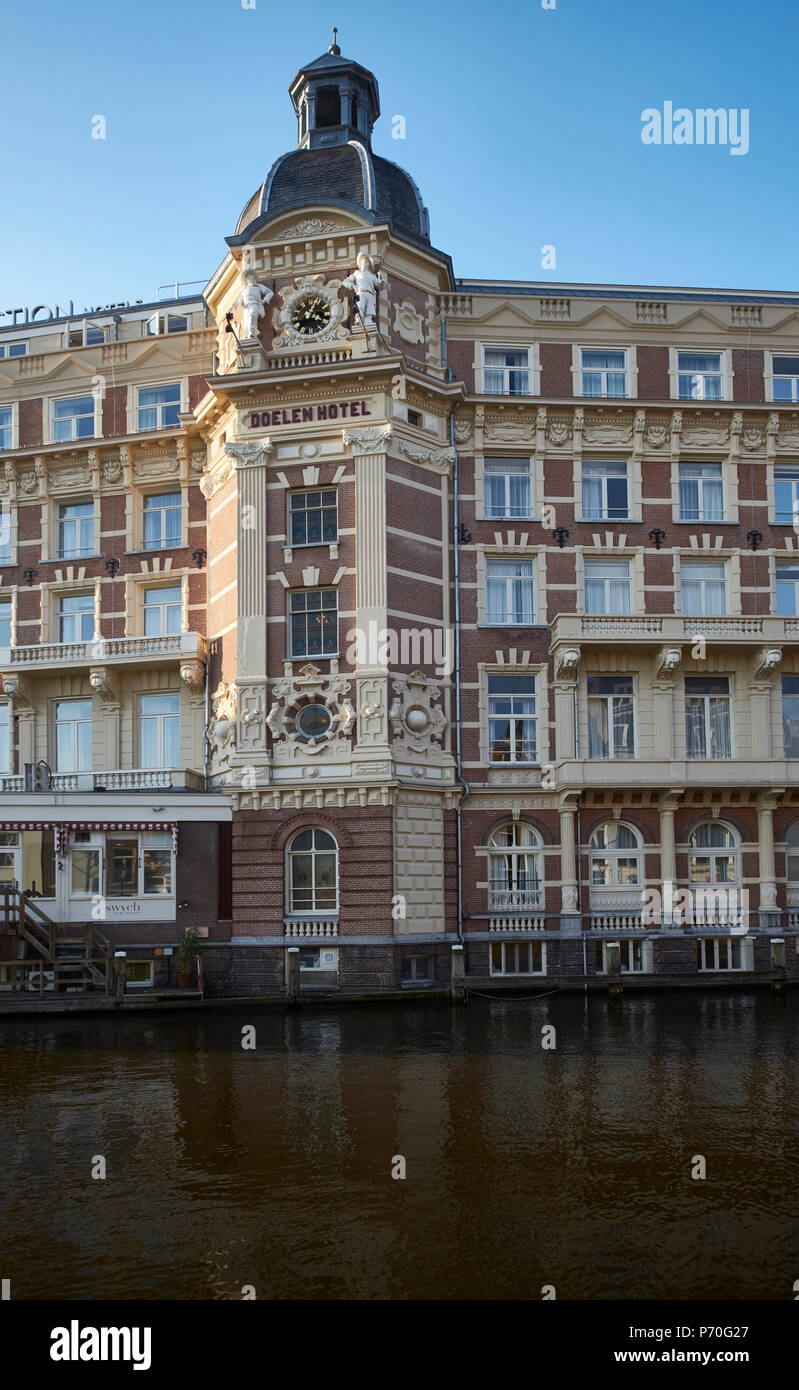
[0,768,203,794]
[283,917,339,938]
[488,886,544,912]
[555,756,797,790]
[1,632,206,672]
[551,613,797,648]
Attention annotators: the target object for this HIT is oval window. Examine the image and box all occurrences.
[296,704,332,740]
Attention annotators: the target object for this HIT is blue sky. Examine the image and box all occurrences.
[0,0,796,310]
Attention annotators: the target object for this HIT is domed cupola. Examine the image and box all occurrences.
[233,34,430,244]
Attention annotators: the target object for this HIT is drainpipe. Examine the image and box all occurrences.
[202,656,212,792]
[442,311,468,945]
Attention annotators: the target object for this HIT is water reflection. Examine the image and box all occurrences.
[0,993,797,1299]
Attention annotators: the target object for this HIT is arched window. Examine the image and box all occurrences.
[488,822,543,911]
[287,828,338,914]
[786,823,799,905]
[688,822,738,885]
[589,821,641,888]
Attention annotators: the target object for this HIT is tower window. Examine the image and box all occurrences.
[316,87,341,128]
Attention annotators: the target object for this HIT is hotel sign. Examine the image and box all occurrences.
[247,399,373,428]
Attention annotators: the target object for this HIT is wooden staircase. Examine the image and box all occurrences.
[0,888,111,994]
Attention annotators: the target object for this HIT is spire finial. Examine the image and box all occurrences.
[329,25,341,55]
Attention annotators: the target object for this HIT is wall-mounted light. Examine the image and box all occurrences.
[23,568,38,587]
[192,548,207,570]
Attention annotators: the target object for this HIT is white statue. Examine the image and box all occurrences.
[234,271,273,341]
[343,253,385,326]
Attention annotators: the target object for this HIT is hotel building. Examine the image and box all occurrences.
[2,41,799,994]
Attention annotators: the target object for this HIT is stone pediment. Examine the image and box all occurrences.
[570,304,635,332]
[667,307,730,334]
[472,300,539,329]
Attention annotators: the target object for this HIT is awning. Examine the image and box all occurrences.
[0,821,178,851]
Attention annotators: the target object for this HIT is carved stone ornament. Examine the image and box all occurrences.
[281,218,348,239]
[0,460,13,495]
[180,659,206,694]
[392,298,425,345]
[343,424,393,456]
[555,647,581,677]
[88,666,118,703]
[225,440,273,468]
[234,272,273,342]
[582,419,633,445]
[453,416,472,447]
[753,647,782,677]
[645,423,670,449]
[210,681,238,766]
[342,254,385,327]
[546,419,572,446]
[48,461,92,493]
[266,664,355,759]
[272,274,349,348]
[101,455,123,484]
[742,426,765,451]
[397,438,455,472]
[655,646,682,678]
[680,422,729,447]
[760,882,778,908]
[388,670,447,756]
[484,418,535,444]
[0,674,30,707]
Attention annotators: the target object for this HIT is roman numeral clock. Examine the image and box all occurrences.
[273,273,350,348]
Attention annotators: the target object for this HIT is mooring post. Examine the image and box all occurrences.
[770,937,786,995]
[450,943,465,1000]
[286,946,300,1002]
[606,941,623,998]
[114,950,127,1002]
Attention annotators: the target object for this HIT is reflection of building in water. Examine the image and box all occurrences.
[2,37,799,996]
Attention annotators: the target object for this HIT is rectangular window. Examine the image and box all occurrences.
[595,940,645,974]
[774,468,799,526]
[0,599,11,646]
[126,961,154,987]
[678,462,724,521]
[289,588,338,658]
[68,323,105,347]
[142,841,172,896]
[0,703,10,774]
[401,956,433,981]
[776,562,799,616]
[782,676,799,757]
[58,593,94,643]
[685,676,732,759]
[139,694,180,768]
[0,502,11,563]
[137,383,181,431]
[483,347,530,396]
[106,838,138,898]
[680,561,726,615]
[143,585,181,637]
[490,941,545,975]
[697,938,743,971]
[58,501,94,559]
[771,354,799,402]
[22,828,55,898]
[143,492,182,549]
[144,314,189,336]
[298,947,339,971]
[53,395,96,442]
[677,352,723,401]
[289,489,338,546]
[488,673,537,763]
[0,342,27,358]
[582,461,628,521]
[55,698,92,772]
[584,560,631,615]
[486,559,534,625]
[587,676,635,758]
[0,407,12,451]
[71,846,100,896]
[580,348,627,398]
[483,458,532,519]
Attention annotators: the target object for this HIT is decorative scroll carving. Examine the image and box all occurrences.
[388,670,447,756]
[343,424,393,456]
[267,664,354,758]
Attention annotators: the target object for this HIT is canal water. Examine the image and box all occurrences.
[0,992,797,1301]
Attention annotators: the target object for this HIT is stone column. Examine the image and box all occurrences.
[226,441,272,761]
[344,426,393,764]
[559,794,580,929]
[757,795,781,921]
[750,683,773,762]
[659,795,680,928]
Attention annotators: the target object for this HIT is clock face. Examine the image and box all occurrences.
[290,294,332,336]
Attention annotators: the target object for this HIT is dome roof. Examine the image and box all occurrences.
[236,142,429,242]
[231,45,430,245]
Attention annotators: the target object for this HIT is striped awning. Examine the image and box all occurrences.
[0,821,178,850]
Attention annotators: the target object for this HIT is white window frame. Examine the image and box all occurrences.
[143,584,183,637]
[485,557,536,626]
[766,352,799,404]
[54,698,93,773]
[595,939,652,974]
[49,392,100,445]
[287,487,339,547]
[142,312,191,337]
[66,321,106,349]
[133,380,186,433]
[139,693,180,769]
[670,347,731,402]
[586,675,636,759]
[679,560,727,616]
[58,591,95,643]
[696,937,749,972]
[0,597,11,649]
[677,461,725,522]
[57,500,96,561]
[487,822,544,912]
[288,587,339,660]
[574,345,635,399]
[588,822,642,889]
[482,456,534,520]
[782,676,799,759]
[0,341,28,359]
[297,946,339,972]
[401,955,434,982]
[0,402,18,452]
[487,672,538,764]
[580,459,629,521]
[142,491,184,551]
[0,701,11,775]
[776,561,799,616]
[684,677,733,759]
[286,827,339,916]
[772,467,799,528]
[489,940,546,976]
[479,343,540,397]
[583,559,632,615]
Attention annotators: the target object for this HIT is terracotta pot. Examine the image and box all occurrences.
[177,972,193,989]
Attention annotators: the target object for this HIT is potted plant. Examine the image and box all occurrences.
[176,927,199,988]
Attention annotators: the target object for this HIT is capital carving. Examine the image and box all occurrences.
[555,646,581,677]
[342,424,393,457]
[88,666,118,704]
[225,440,273,467]
[180,659,206,694]
[0,674,30,707]
[655,646,683,678]
[754,647,782,677]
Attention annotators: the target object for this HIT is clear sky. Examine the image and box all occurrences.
[1,0,796,311]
